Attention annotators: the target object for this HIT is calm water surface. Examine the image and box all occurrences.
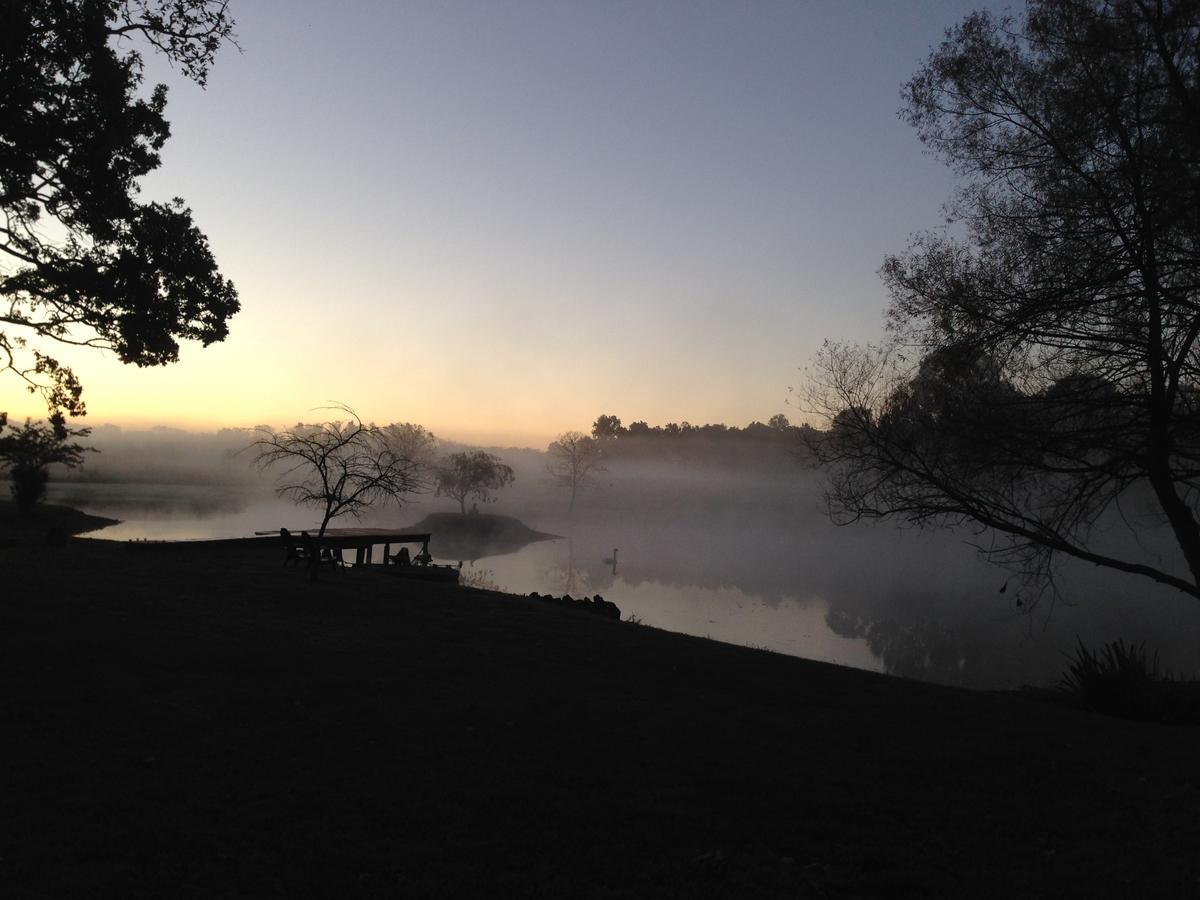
[51,482,1200,689]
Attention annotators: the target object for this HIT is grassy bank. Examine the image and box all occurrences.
[0,498,118,543]
[3,535,1198,897]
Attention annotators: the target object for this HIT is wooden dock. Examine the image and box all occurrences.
[258,528,434,566]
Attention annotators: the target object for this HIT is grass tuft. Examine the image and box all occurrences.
[1059,638,1200,724]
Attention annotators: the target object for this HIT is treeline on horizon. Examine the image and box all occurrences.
[42,410,818,485]
[587,413,815,468]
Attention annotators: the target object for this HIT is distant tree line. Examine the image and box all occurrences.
[588,413,815,467]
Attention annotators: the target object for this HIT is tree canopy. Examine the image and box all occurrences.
[433,451,515,515]
[250,407,420,537]
[585,411,813,468]
[809,0,1200,600]
[1,0,239,417]
[381,422,439,473]
[547,431,603,515]
[0,412,92,511]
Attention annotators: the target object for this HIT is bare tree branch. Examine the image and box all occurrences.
[248,405,421,537]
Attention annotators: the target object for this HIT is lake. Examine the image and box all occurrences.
[48,479,1200,690]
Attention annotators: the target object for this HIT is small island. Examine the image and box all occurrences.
[407,511,560,560]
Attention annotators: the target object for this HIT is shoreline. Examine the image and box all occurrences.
[3,531,1197,894]
[0,499,119,543]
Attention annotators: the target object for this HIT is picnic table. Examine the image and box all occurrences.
[262,528,433,567]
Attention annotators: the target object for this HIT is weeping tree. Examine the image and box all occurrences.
[433,451,514,515]
[809,0,1200,601]
[250,406,421,536]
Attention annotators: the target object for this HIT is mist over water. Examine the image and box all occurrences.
[49,429,1200,690]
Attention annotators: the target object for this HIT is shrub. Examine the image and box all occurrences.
[1060,638,1166,721]
[10,465,49,512]
[0,415,92,513]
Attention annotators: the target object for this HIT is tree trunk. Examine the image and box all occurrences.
[1147,459,1200,592]
[1144,269,1200,592]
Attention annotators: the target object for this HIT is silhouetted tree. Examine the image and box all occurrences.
[1,0,240,418]
[381,422,439,479]
[592,414,625,440]
[809,0,1200,600]
[768,414,790,431]
[250,406,420,536]
[547,431,603,515]
[0,413,92,512]
[434,451,514,515]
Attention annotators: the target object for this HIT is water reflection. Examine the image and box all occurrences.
[457,516,1200,689]
[50,481,1200,689]
[457,538,882,672]
[827,608,999,687]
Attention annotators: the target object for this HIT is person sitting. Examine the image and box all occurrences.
[391,546,412,567]
[281,527,304,566]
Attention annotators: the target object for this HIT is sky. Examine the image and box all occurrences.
[4,0,1000,448]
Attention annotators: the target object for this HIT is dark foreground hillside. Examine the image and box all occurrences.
[3,537,1199,898]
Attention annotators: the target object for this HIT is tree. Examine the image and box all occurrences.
[0,412,92,512]
[250,407,420,536]
[592,414,625,440]
[1,0,240,418]
[768,413,791,432]
[808,0,1200,601]
[547,431,603,515]
[380,422,439,477]
[433,451,514,515]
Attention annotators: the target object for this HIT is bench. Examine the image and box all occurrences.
[280,528,345,578]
